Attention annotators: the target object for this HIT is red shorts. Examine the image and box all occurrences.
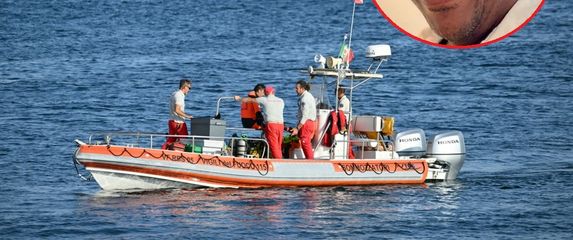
[162,120,188,149]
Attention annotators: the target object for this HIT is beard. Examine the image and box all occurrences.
[441,3,485,45]
[421,0,488,45]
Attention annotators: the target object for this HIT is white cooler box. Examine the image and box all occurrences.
[198,139,224,154]
[355,150,398,159]
[352,116,383,132]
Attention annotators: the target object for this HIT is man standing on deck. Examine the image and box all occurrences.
[337,87,350,113]
[291,80,317,160]
[235,84,285,159]
[162,79,193,150]
[336,86,350,133]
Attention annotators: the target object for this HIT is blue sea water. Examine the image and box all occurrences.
[1,0,572,239]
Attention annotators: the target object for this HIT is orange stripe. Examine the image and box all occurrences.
[80,145,274,172]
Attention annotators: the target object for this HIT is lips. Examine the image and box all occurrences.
[420,0,459,11]
[422,0,455,7]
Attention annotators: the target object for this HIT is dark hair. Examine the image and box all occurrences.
[179,79,191,89]
[337,87,345,95]
[296,80,310,91]
[253,83,266,92]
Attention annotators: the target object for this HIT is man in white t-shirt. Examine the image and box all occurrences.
[291,80,317,160]
[234,84,285,159]
[162,79,193,150]
[337,87,350,113]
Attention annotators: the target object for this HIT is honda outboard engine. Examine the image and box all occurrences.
[426,131,465,180]
[394,128,427,157]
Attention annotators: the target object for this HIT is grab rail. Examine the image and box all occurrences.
[87,131,270,159]
[215,96,236,118]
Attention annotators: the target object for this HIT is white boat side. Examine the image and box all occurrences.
[74,143,431,190]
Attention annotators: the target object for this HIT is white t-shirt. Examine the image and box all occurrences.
[170,90,186,123]
[297,90,317,125]
[338,95,350,113]
[256,94,284,123]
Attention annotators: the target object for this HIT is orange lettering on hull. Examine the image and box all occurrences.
[332,160,427,176]
[80,145,274,173]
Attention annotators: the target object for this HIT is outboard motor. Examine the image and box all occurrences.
[394,128,427,157]
[426,131,465,180]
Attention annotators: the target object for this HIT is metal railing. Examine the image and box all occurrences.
[331,137,396,160]
[87,131,270,159]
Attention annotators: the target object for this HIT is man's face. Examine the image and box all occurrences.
[256,89,265,97]
[182,84,191,95]
[295,84,304,95]
[412,0,489,45]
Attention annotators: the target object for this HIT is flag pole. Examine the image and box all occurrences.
[348,2,356,51]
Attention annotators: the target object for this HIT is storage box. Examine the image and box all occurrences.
[184,144,202,153]
[195,139,225,148]
[355,150,398,159]
[179,139,225,155]
[190,117,226,138]
[352,116,383,132]
[195,139,225,155]
[201,147,223,155]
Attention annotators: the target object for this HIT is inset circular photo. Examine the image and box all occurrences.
[374,0,545,48]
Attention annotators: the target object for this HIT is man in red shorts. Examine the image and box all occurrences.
[162,79,193,150]
[235,84,285,159]
[291,80,317,160]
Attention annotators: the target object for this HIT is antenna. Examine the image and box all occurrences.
[348,2,357,50]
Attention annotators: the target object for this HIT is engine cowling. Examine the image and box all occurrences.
[394,128,427,157]
[426,131,465,180]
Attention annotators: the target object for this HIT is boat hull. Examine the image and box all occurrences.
[75,144,429,190]
[89,170,204,190]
